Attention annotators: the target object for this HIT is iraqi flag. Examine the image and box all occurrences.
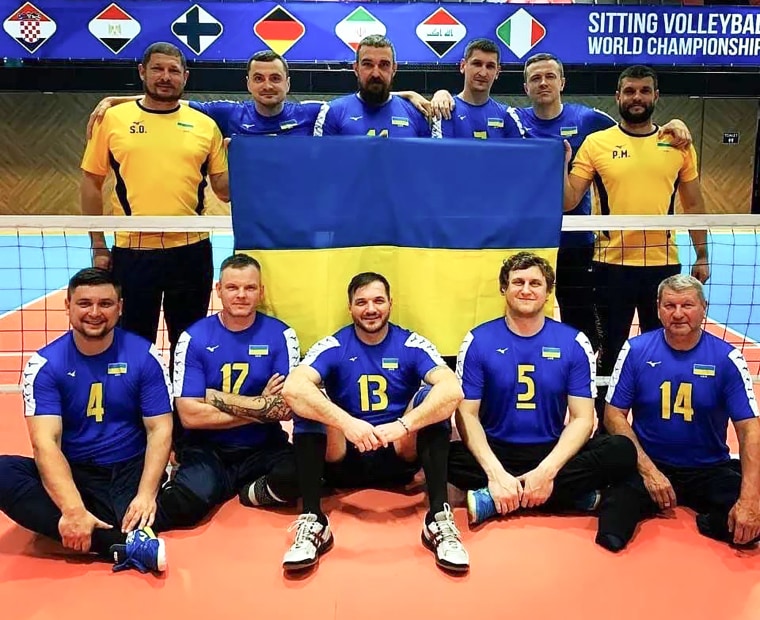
[3,2,56,54]
[88,3,141,55]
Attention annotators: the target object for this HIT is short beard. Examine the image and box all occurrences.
[359,80,391,106]
[355,315,389,335]
[145,84,183,103]
[619,102,655,125]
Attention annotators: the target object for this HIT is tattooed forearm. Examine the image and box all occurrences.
[206,389,292,423]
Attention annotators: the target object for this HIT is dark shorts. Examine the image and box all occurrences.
[324,444,419,490]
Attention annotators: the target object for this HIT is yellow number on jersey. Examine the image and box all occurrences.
[366,129,389,138]
[358,374,389,412]
[87,382,105,423]
[221,363,249,395]
[516,364,536,410]
[473,131,488,140]
[659,381,694,422]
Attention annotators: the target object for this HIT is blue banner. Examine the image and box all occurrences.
[228,135,563,355]
[2,1,759,66]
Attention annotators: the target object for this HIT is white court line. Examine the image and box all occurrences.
[0,287,66,321]
[706,317,760,348]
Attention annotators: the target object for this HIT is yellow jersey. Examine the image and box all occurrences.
[81,101,227,249]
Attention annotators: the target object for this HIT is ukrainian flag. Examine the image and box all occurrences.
[107,362,128,375]
[229,136,563,355]
[382,358,399,370]
[249,345,270,357]
[693,364,716,377]
[542,347,561,359]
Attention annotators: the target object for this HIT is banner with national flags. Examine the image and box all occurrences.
[0,1,757,66]
[228,136,564,355]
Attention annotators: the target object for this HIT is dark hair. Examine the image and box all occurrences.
[523,52,564,81]
[463,38,500,64]
[356,34,396,64]
[220,253,261,276]
[247,50,289,77]
[67,268,121,299]
[142,42,186,71]
[347,272,390,303]
[498,252,555,294]
[617,65,658,91]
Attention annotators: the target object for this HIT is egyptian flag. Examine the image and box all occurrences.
[228,136,563,355]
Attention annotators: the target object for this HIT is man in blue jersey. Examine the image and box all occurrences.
[436,38,524,140]
[449,252,638,543]
[599,274,760,551]
[87,50,431,139]
[0,268,172,574]
[314,35,436,138]
[165,254,300,526]
[280,272,468,573]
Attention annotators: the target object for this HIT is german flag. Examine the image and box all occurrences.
[253,6,305,56]
[228,136,563,356]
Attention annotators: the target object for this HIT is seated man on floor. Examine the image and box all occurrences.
[167,254,300,526]
[281,272,469,573]
[0,268,172,574]
[602,274,760,551]
[449,252,638,548]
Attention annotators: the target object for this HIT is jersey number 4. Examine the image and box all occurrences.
[660,381,694,422]
[87,382,105,423]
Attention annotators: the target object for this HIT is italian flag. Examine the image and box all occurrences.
[497,9,546,60]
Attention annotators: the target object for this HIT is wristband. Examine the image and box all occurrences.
[396,417,410,434]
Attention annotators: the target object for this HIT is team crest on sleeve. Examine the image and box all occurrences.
[3,2,56,53]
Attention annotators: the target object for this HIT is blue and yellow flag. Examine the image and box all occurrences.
[229,136,563,355]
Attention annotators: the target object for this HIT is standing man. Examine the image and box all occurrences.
[87,50,432,139]
[80,42,229,363]
[0,269,172,574]
[450,252,638,548]
[166,254,301,525]
[314,35,436,137]
[601,275,760,551]
[436,38,524,140]
[564,65,709,425]
[280,272,469,573]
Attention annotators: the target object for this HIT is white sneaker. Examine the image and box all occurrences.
[282,513,334,571]
[421,504,469,572]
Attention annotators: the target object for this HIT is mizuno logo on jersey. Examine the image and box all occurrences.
[391,117,409,127]
[107,363,128,375]
[487,118,504,128]
[646,360,661,367]
[693,364,716,377]
[350,116,363,121]
[541,347,561,359]
[249,345,269,357]
[382,358,399,370]
[206,345,219,352]
[496,348,508,354]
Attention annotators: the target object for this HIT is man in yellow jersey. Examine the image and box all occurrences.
[80,42,229,365]
[563,64,709,428]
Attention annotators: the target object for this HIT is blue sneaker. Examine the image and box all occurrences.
[110,527,167,573]
[466,488,498,525]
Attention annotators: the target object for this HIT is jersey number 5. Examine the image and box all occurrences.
[358,374,388,412]
[87,382,105,423]
[659,381,694,422]
[516,365,536,410]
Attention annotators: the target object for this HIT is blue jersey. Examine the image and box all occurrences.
[189,100,324,138]
[439,96,525,140]
[301,323,445,425]
[516,103,615,248]
[607,330,759,467]
[458,317,596,444]
[22,329,172,466]
[314,94,433,137]
[173,313,300,447]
